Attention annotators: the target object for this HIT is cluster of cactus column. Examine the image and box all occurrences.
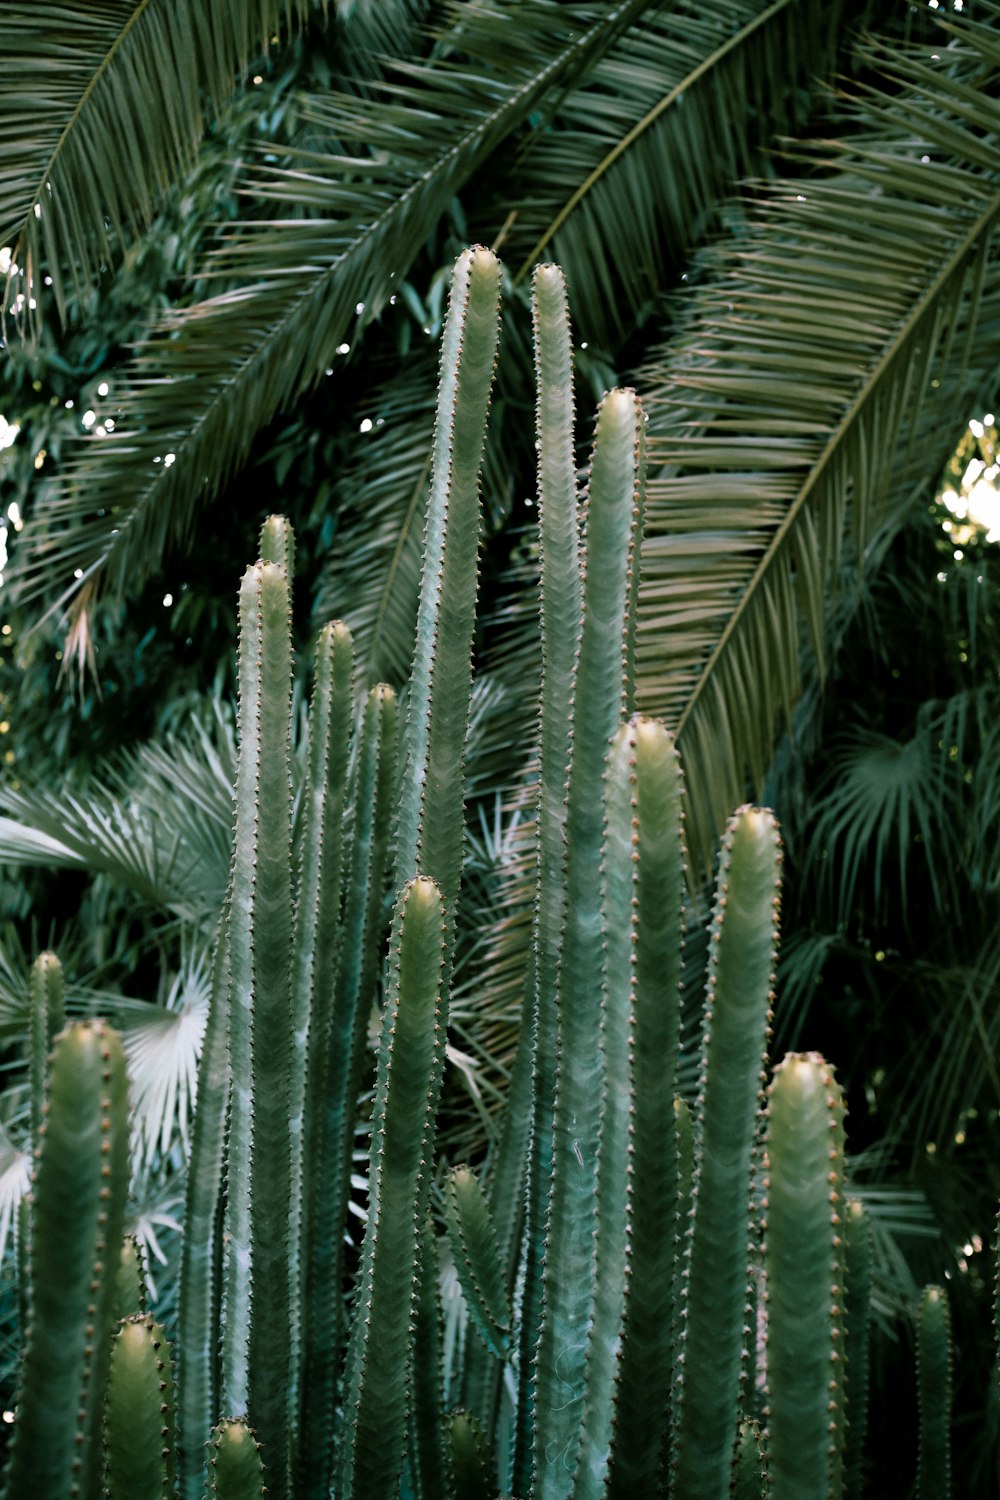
[3,249,964,1499]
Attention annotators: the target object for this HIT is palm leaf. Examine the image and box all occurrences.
[633,11,1000,871]
[499,0,845,350]
[0,0,316,327]
[0,1122,30,1264]
[119,955,211,1174]
[10,0,648,616]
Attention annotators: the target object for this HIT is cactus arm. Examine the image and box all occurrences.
[408,1216,452,1500]
[509,262,582,1492]
[203,1419,266,1500]
[842,1198,871,1500]
[299,681,398,1499]
[220,560,294,1500]
[338,877,448,1500]
[4,1020,129,1500]
[576,717,683,1498]
[763,1053,847,1500]
[732,1418,767,1500]
[450,1409,493,1500]
[916,1285,952,1500]
[259,512,295,578]
[113,1233,149,1321]
[672,808,782,1500]
[446,1165,513,1361]
[104,1313,175,1500]
[178,904,231,1500]
[394,246,501,930]
[288,619,354,1409]
[28,952,64,1141]
[533,387,646,1498]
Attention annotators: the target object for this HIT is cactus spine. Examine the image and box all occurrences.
[762,1053,847,1500]
[842,1198,871,1500]
[5,1019,129,1500]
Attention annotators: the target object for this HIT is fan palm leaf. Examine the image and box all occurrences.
[9,0,648,617]
[633,13,1000,870]
[0,0,317,328]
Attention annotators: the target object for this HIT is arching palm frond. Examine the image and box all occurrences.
[119,954,211,1174]
[0,0,315,327]
[634,11,1000,871]
[10,0,647,617]
[500,0,845,350]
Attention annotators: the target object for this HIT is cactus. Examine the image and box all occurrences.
[842,1197,871,1500]
[337,876,449,1500]
[762,1053,847,1500]
[574,716,684,1499]
[916,1284,952,1500]
[532,384,646,1499]
[5,246,965,1500]
[113,1232,149,1321]
[104,1313,175,1499]
[672,807,782,1499]
[204,1419,266,1500]
[5,1019,129,1500]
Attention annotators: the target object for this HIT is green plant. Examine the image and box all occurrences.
[3,248,963,1499]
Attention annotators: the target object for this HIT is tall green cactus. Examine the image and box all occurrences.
[532,384,646,1500]
[916,1284,952,1500]
[672,808,782,1499]
[5,1019,129,1500]
[337,876,448,1500]
[762,1053,847,1500]
[104,1313,176,1499]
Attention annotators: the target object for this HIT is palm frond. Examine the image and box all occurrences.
[10,0,647,615]
[0,711,236,925]
[500,0,845,350]
[633,11,1000,870]
[120,955,211,1174]
[0,0,316,326]
[0,1122,30,1264]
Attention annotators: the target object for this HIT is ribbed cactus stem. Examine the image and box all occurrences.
[509,261,581,1492]
[178,906,231,1500]
[916,1284,952,1500]
[104,1313,175,1499]
[221,559,294,1500]
[28,952,64,1141]
[533,386,646,1500]
[445,1165,512,1360]
[763,1052,846,1500]
[4,1019,129,1500]
[289,617,354,1420]
[338,877,448,1500]
[394,245,501,932]
[259,513,295,577]
[842,1197,871,1500]
[673,807,781,1500]
[113,1232,148,1321]
[449,1409,493,1500]
[575,716,684,1499]
[299,680,398,1500]
[204,1419,266,1499]
[732,1418,767,1500]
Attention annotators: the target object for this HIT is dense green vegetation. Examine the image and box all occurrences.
[0,1,999,1494]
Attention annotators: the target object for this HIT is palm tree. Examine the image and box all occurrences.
[2,1,1000,1485]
